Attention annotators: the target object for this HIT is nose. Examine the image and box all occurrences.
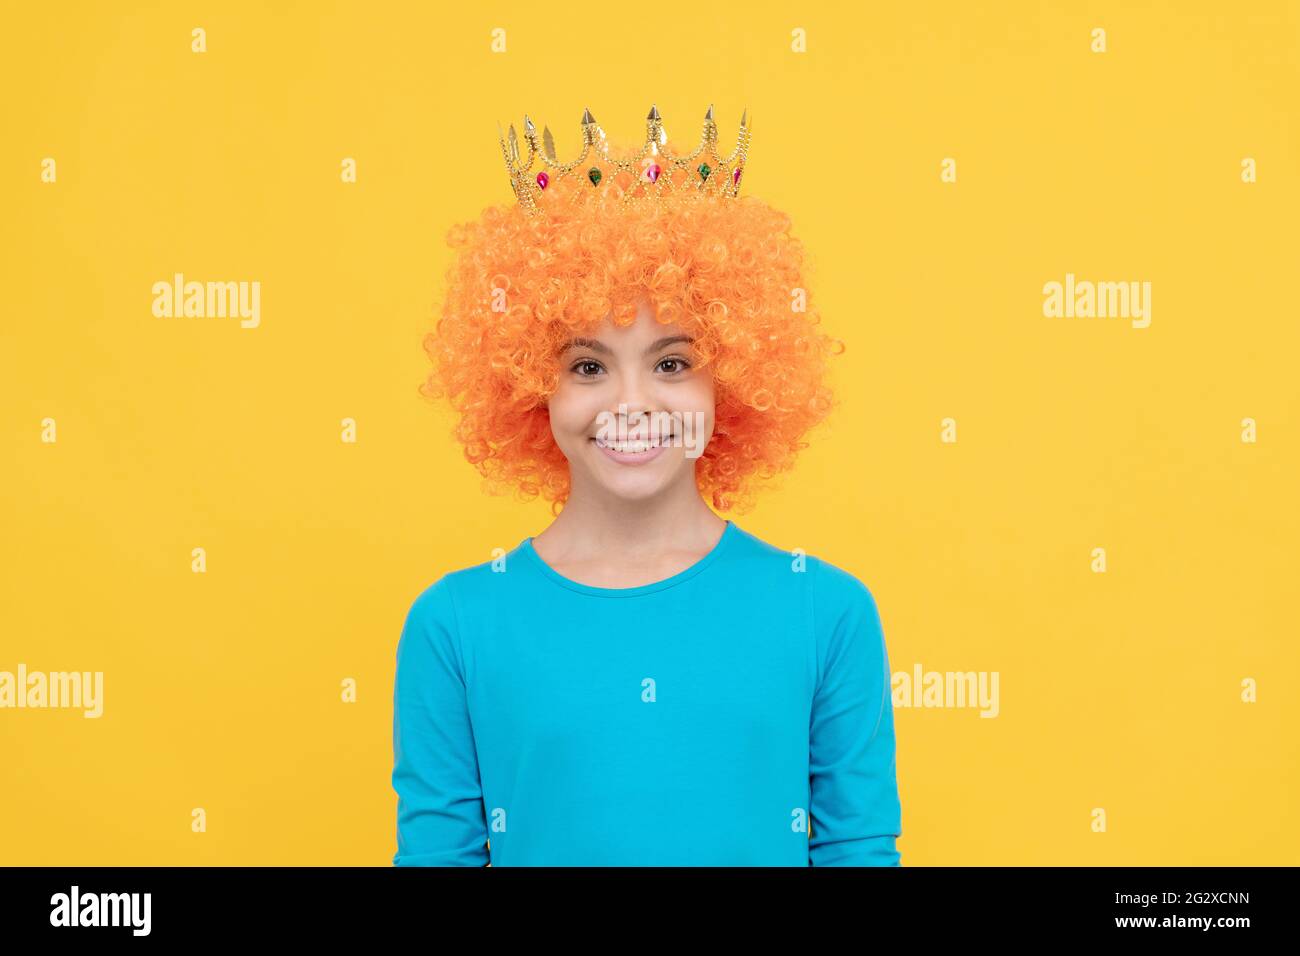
[612,367,658,426]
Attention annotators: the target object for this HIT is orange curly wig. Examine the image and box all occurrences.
[419,137,846,517]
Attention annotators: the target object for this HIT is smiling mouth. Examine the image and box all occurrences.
[591,434,677,454]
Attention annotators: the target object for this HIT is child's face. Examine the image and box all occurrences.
[548,300,715,505]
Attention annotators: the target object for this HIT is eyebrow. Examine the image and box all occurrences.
[558,335,695,357]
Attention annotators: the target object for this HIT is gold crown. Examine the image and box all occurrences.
[496,103,751,215]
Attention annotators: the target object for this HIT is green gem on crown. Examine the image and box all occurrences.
[697,163,712,180]
[588,167,602,186]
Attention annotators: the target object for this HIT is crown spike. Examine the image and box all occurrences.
[647,104,661,121]
[582,107,596,125]
[524,115,536,134]
[704,104,714,122]
[542,126,556,161]
[497,120,512,168]
[507,124,519,164]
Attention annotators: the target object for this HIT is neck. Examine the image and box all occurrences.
[535,468,726,564]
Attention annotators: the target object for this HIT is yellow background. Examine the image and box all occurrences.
[2,0,1297,865]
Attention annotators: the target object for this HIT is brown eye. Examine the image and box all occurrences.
[571,360,604,377]
[657,356,691,375]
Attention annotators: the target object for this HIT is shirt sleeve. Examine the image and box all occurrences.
[808,559,903,866]
[391,575,490,866]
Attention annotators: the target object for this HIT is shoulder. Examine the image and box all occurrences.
[809,553,880,619]
[403,572,457,629]
[396,574,457,669]
[395,564,488,682]
[803,552,886,688]
[722,526,878,605]
[722,523,812,581]
[398,547,514,657]
[403,543,523,621]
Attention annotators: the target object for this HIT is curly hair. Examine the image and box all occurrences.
[419,138,845,517]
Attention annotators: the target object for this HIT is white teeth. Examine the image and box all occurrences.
[594,436,669,454]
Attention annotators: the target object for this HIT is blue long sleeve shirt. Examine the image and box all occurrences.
[391,519,902,866]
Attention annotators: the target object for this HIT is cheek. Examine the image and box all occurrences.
[545,384,596,441]
[679,380,716,434]
[658,382,714,459]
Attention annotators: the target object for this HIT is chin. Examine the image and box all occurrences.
[584,461,682,500]
[591,474,674,501]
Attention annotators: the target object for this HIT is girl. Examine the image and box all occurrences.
[392,106,902,866]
